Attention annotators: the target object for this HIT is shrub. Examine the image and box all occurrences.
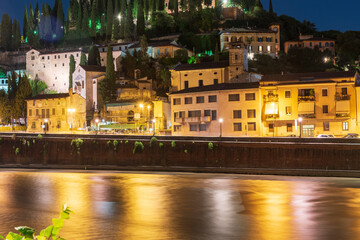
[171,140,176,148]
[27,141,30,147]
[0,205,72,240]
[159,142,164,148]
[125,140,129,144]
[37,134,43,139]
[11,134,16,140]
[150,137,158,147]
[113,140,119,151]
[32,139,36,144]
[184,149,188,154]
[71,138,84,155]
[107,140,112,148]
[208,142,214,150]
[15,148,20,155]
[133,141,145,154]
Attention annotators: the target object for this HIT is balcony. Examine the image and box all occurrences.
[298,95,315,102]
[298,102,315,116]
[174,118,185,124]
[336,100,350,118]
[335,93,350,101]
[184,116,212,123]
[263,94,278,102]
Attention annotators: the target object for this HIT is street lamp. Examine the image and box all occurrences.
[219,118,223,137]
[44,118,48,135]
[298,117,303,138]
[147,105,151,132]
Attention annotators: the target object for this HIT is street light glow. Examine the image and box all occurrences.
[139,104,144,108]
[152,119,156,123]
[219,118,224,123]
[298,117,303,122]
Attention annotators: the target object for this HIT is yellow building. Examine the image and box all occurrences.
[220,24,280,58]
[284,34,335,55]
[26,90,86,133]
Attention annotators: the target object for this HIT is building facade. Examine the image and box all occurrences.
[26,90,86,133]
[220,24,280,58]
[284,34,335,54]
[164,0,216,13]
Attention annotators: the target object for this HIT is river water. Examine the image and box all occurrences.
[0,170,360,240]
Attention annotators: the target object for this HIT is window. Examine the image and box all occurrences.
[247,109,256,118]
[196,96,204,103]
[190,124,197,131]
[322,89,328,96]
[235,54,238,60]
[31,56,35,60]
[31,122,36,129]
[330,42,334,47]
[198,80,203,87]
[57,121,61,129]
[174,125,182,132]
[65,54,67,58]
[185,97,192,104]
[342,87,348,95]
[46,109,50,118]
[29,109,32,116]
[36,109,39,116]
[199,73,202,76]
[41,109,45,118]
[233,110,242,119]
[287,123,293,132]
[310,42,313,47]
[208,95,217,103]
[213,79,218,85]
[184,81,189,89]
[62,108,65,115]
[199,124,206,131]
[323,105,328,114]
[204,110,211,116]
[234,123,242,131]
[258,46,263,52]
[248,122,256,131]
[245,93,255,101]
[52,108,55,115]
[286,106,292,115]
[285,91,291,98]
[54,55,56,59]
[188,110,201,117]
[258,37,263,42]
[211,110,217,120]
[229,94,240,101]
[323,122,329,131]
[179,111,185,118]
[343,122,349,131]
[173,98,181,105]
[269,124,274,132]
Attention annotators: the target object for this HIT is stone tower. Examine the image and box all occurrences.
[228,42,248,82]
[269,23,281,53]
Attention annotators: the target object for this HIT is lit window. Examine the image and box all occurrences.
[285,90,291,98]
[287,123,293,132]
[247,109,256,118]
[233,110,242,119]
[323,122,329,131]
[343,122,349,131]
[286,106,292,115]
[248,122,256,131]
[234,123,242,131]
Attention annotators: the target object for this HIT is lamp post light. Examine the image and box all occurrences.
[44,119,48,135]
[147,105,151,132]
[298,117,303,138]
[219,118,223,137]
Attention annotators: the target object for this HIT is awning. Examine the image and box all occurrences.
[265,102,279,115]
[298,102,314,114]
[336,101,350,113]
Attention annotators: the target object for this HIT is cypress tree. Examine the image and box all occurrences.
[99,45,116,104]
[80,52,87,65]
[90,0,98,37]
[70,0,79,29]
[113,0,120,40]
[214,43,219,62]
[119,0,126,39]
[124,3,134,40]
[106,0,114,40]
[56,0,65,37]
[69,55,76,90]
[23,5,28,41]
[269,0,273,13]
[82,4,89,34]
[15,74,32,119]
[255,0,263,8]
[100,14,106,37]
[1,14,12,51]
[76,3,82,31]
[136,0,145,38]
[88,46,101,66]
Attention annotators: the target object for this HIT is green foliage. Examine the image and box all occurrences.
[80,52,87,65]
[29,79,48,96]
[133,141,144,154]
[150,137,158,147]
[125,140,129,144]
[107,140,112,148]
[208,142,214,150]
[0,204,72,240]
[69,55,76,90]
[37,134,43,139]
[113,140,119,151]
[171,140,176,148]
[99,45,116,105]
[15,148,20,155]
[159,142,164,148]
[71,138,84,155]
[88,46,101,66]
[184,149,188,154]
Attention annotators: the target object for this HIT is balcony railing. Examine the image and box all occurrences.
[263,94,278,102]
[335,93,350,101]
[174,118,185,123]
[298,95,315,102]
[265,114,279,120]
[298,113,316,119]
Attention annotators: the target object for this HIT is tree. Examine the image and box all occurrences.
[90,0,98,37]
[99,45,116,104]
[69,55,76,90]
[29,79,48,96]
[214,43,219,62]
[23,5,28,42]
[80,52,87,65]
[82,3,89,34]
[106,0,114,39]
[136,0,145,38]
[15,74,32,120]
[174,49,189,63]
[269,0,273,13]
[76,3,82,31]
[121,50,137,77]
[56,0,65,39]
[113,0,120,40]
[124,3,135,40]
[88,46,101,66]
[1,14,12,50]
[119,0,127,39]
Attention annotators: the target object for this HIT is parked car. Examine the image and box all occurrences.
[343,133,359,138]
[317,134,335,138]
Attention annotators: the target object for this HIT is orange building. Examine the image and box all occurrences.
[284,34,335,54]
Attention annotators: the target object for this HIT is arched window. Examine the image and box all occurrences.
[325,42,329,47]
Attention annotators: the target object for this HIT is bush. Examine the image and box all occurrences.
[208,142,214,150]
[0,205,72,240]
[150,137,158,147]
[37,134,43,139]
[171,140,176,148]
[71,138,84,155]
[159,142,164,148]
[133,141,145,154]
[113,140,119,151]
[15,148,20,155]
[184,149,188,154]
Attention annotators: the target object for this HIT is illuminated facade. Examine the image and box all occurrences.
[220,24,280,58]
[164,0,216,13]
[284,34,335,55]
[26,90,86,133]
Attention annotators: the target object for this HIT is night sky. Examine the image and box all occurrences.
[0,0,359,32]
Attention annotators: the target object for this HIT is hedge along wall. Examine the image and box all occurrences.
[1,136,360,170]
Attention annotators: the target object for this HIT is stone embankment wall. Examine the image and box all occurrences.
[1,136,360,171]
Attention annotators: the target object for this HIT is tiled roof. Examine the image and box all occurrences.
[171,82,259,94]
[220,28,276,34]
[173,60,229,71]
[80,65,106,72]
[26,93,70,100]
[261,71,356,82]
